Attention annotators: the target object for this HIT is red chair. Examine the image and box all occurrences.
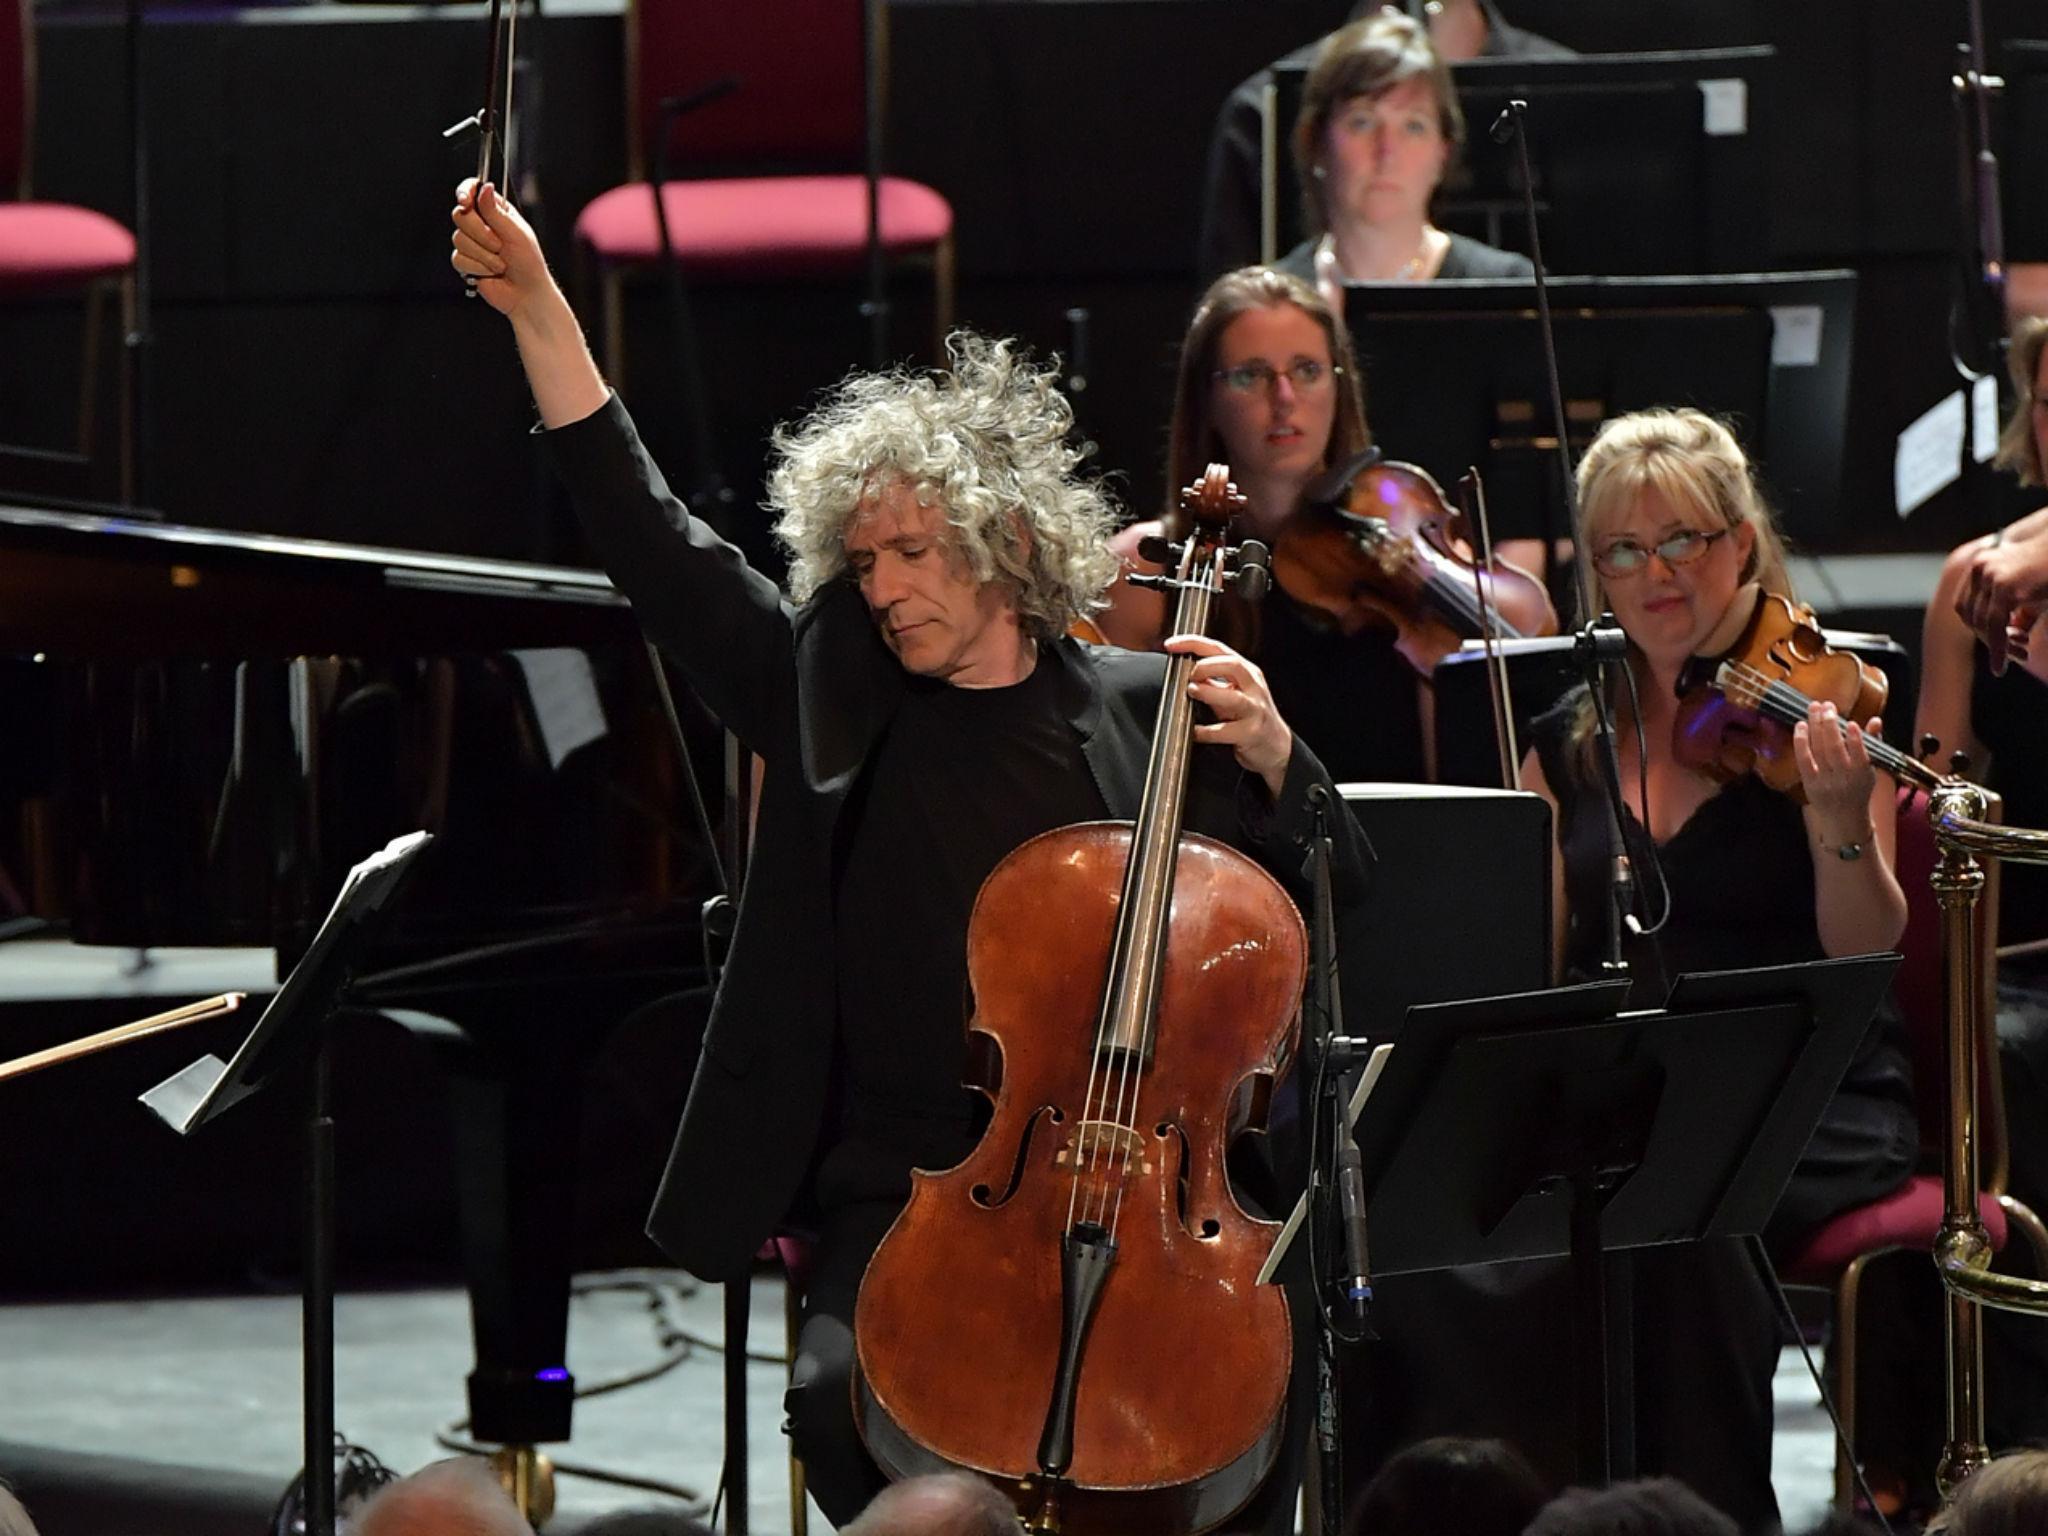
[573,0,955,388]
[0,0,136,501]
[1780,785,2048,1508]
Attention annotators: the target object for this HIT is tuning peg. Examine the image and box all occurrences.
[1950,750,1973,776]
[1137,535,1177,567]
[1920,733,1942,762]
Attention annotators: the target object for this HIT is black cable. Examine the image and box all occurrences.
[431,1269,786,1509]
[1609,659,1674,938]
[1745,1233,1900,1536]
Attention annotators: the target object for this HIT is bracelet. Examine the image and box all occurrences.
[1817,828,1872,861]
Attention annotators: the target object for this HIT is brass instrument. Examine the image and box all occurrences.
[1928,780,2048,1493]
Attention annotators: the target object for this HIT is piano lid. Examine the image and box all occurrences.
[0,502,640,658]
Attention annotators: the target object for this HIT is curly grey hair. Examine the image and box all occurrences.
[766,333,1121,641]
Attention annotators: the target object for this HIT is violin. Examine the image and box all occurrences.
[853,467,1303,1535]
[1268,448,1558,676]
[1674,585,1946,799]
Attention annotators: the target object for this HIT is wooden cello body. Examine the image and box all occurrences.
[852,468,1307,1535]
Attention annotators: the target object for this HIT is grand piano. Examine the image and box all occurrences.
[0,499,725,1473]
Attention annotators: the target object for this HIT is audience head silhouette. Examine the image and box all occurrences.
[352,1458,530,1536]
[1927,1450,2048,1536]
[1346,1435,1548,1536]
[842,1472,1023,1535]
[1521,1477,1740,1536]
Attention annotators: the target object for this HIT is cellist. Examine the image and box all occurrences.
[448,180,1372,1528]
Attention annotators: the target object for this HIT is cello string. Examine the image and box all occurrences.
[1104,551,1219,1243]
[1074,535,1206,1236]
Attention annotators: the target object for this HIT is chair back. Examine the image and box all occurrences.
[1893,783,2010,1182]
[626,0,872,182]
[2,0,29,200]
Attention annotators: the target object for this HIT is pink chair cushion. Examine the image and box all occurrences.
[0,203,138,291]
[1780,1173,2008,1284]
[765,1234,816,1298]
[576,174,951,278]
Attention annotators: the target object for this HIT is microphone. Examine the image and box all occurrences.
[1335,1114,1374,1331]
[1489,100,1523,146]
[1604,850,1637,972]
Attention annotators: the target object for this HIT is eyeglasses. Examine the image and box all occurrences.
[1210,360,1338,394]
[1591,526,1730,578]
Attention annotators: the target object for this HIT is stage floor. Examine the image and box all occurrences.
[0,939,1839,1533]
[0,1278,1838,1536]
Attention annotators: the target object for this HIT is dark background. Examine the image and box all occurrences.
[6,0,2046,575]
[0,0,2041,1298]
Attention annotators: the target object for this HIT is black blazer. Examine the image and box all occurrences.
[548,395,1373,1280]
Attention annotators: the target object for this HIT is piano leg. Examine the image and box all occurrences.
[383,1007,578,1523]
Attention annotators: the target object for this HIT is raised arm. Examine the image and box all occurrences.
[450,179,610,429]
[449,178,797,750]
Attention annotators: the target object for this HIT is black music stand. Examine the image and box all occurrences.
[1343,955,1897,1484]
[140,830,433,1536]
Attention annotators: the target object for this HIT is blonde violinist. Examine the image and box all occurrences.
[1513,407,1916,1528]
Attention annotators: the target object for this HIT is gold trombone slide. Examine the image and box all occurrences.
[1927,780,2048,1493]
[0,994,244,1087]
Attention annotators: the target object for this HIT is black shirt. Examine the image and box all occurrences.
[1257,588,1429,785]
[820,654,1108,1212]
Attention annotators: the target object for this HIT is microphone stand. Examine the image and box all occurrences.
[122,0,152,508]
[861,0,889,367]
[648,77,743,513]
[1491,99,1665,979]
[1303,783,1371,1536]
[1949,0,2009,528]
[1951,0,2006,375]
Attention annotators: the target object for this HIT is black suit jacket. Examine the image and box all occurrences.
[547,395,1373,1280]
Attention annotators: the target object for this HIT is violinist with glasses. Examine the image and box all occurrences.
[1096,265,1552,784]
[1504,407,1916,1526]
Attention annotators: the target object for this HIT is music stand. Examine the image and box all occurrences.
[1337,955,1897,1485]
[140,830,433,1536]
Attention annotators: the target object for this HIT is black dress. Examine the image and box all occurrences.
[1256,585,1430,785]
[1531,685,1918,1245]
[1335,686,1913,1534]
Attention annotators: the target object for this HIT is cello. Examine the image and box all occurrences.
[853,467,1307,1535]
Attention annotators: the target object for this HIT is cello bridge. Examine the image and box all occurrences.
[1055,1120,1153,1175]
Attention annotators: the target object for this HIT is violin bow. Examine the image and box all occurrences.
[443,0,520,298]
[1457,468,1521,789]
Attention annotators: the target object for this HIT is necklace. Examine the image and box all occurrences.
[1318,227,1436,285]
